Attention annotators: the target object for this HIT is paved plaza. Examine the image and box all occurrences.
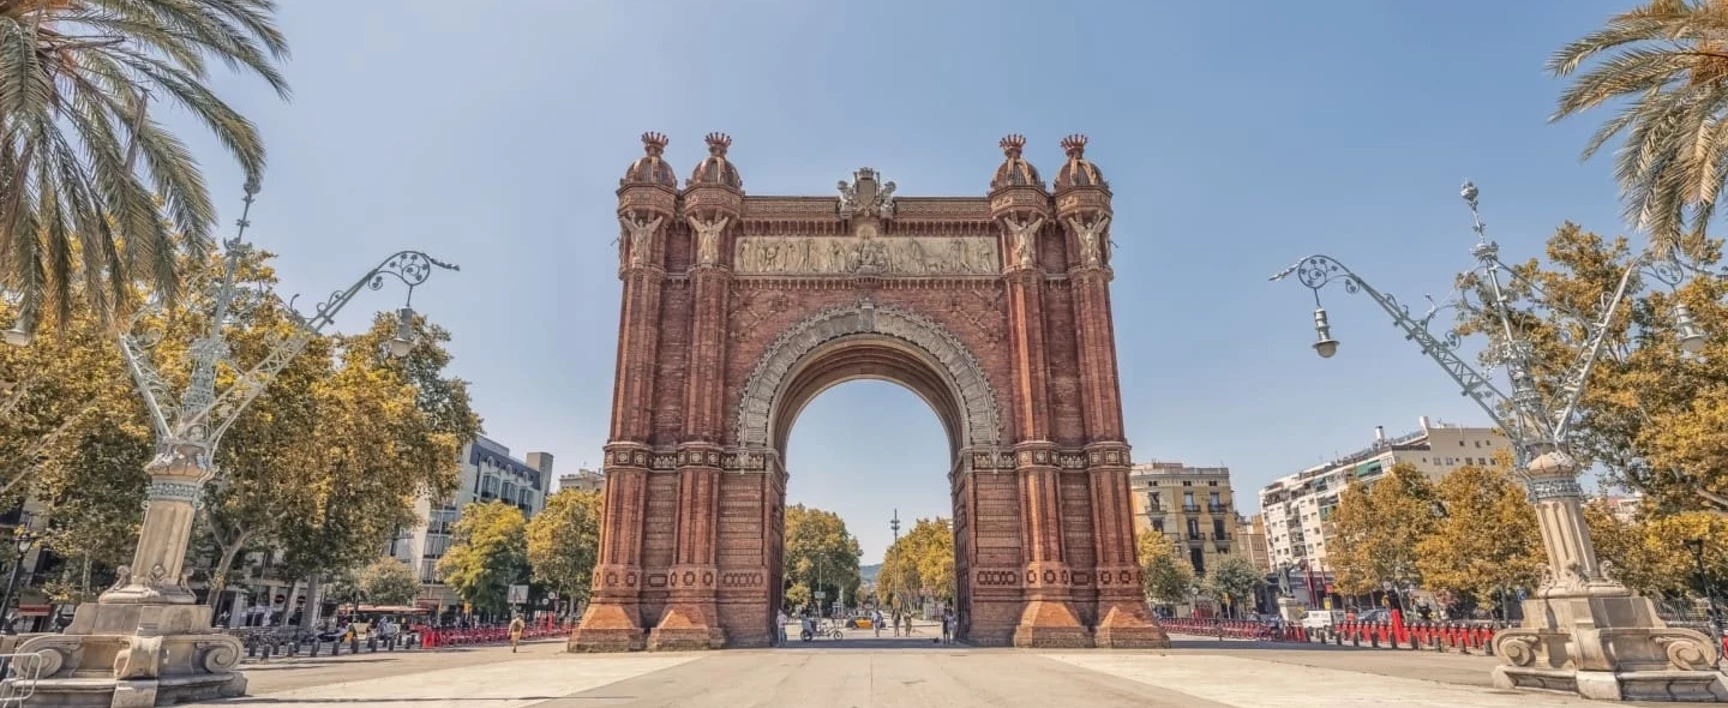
[201,632,1711,707]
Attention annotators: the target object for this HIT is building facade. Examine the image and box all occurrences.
[558,469,606,493]
[388,436,553,615]
[1238,513,1271,573]
[1258,417,1509,574]
[1128,461,1237,576]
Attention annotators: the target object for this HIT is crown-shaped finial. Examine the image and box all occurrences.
[999,134,1027,157]
[1060,134,1089,158]
[705,132,733,156]
[641,132,668,156]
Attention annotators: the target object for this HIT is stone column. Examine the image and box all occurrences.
[648,182,741,650]
[101,446,210,605]
[1055,190,1169,648]
[570,195,673,652]
[1491,448,1726,702]
[994,208,1087,646]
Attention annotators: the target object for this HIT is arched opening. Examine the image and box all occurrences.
[752,322,986,645]
[779,378,953,645]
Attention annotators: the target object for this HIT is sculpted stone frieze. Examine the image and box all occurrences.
[734,235,999,276]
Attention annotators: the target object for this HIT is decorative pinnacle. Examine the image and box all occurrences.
[1461,180,1488,242]
[1060,134,1089,158]
[640,132,668,156]
[705,132,732,157]
[999,134,1026,157]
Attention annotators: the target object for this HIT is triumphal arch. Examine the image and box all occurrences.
[567,131,1170,650]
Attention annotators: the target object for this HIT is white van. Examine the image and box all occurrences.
[1301,610,1344,630]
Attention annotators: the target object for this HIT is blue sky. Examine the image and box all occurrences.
[166,0,1638,563]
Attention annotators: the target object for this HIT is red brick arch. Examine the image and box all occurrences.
[568,134,1170,651]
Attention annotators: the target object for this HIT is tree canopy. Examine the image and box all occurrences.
[1326,463,1438,596]
[356,557,421,607]
[876,517,952,611]
[1136,528,1194,605]
[526,488,603,610]
[783,504,862,611]
[1202,555,1265,617]
[1414,460,1546,604]
[437,500,529,616]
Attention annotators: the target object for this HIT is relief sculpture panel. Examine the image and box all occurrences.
[734,235,999,277]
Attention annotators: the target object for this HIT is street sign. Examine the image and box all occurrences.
[508,584,530,605]
[813,591,827,600]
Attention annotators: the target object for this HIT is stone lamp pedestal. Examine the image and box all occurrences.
[1491,450,1727,703]
[12,447,245,707]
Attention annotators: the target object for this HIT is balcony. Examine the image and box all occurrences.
[1213,531,1231,541]
[1207,502,1229,513]
[1181,504,1201,513]
[1185,532,1205,543]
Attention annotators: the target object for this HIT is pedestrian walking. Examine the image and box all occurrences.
[508,614,526,653]
[776,609,788,646]
[891,611,901,637]
[872,607,883,638]
[941,609,955,645]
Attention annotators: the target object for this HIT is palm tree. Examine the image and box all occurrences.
[0,0,290,333]
[1549,0,1728,253]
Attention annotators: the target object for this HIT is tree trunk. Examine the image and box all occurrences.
[299,574,321,632]
[205,529,255,608]
[281,580,302,627]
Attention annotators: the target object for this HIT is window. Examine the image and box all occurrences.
[1183,492,1195,506]
[1212,519,1226,537]
[1207,480,1218,486]
[1187,519,1200,536]
[1151,519,1164,532]
[1190,548,1206,575]
[1182,480,1193,487]
[1209,491,1221,505]
[1474,440,1482,448]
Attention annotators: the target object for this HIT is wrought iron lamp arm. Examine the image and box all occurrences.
[189,250,457,447]
[1272,254,1522,442]
[1549,254,1644,440]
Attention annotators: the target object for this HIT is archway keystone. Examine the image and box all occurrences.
[569,133,1170,651]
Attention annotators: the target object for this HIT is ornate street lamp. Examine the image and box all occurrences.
[0,523,36,635]
[1272,183,1728,702]
[5,181,459,704]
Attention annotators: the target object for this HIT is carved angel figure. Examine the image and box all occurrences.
[1003,215,1045,269]
[689,215,730,266]
[836,180,858,216]
[1067,215,1111,266]
[620,214,664,268]
[876,180,898,219]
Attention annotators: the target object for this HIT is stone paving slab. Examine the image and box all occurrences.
[204,637,1704,707]
[212,652,696,708]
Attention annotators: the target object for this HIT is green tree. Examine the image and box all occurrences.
[1586,502,1728,598]
[782,504,861,611]
[0,0,290,327]
[527,488,603,612]
[1326,463,1438,598]
[1548,1,1728,247]
[1137,529,1194,605]
[876,517,953,611]
[1452,222,1728,512]
[356,558,420,606]
[1202,555,1266,618]
[1415,462,1545,606]
[437,501,529,617]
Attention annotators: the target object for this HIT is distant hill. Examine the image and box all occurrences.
[859,563,881,584]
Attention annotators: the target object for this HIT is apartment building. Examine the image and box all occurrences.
[1258,417,1509,573]
[1128,461,1237,576]
[557,469,606,493]
[388,436,553,615]
[1238,512,1272,572]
